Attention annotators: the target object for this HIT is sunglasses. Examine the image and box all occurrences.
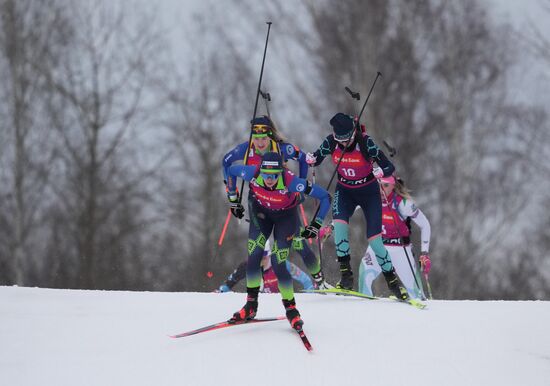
[382,183,393,188]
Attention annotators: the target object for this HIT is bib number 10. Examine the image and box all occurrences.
[341,168,356,177]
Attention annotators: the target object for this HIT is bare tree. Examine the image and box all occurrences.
[0,0,68,285]
[40,2,166,289]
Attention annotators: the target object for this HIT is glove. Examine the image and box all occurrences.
[218,284,230,293]
[228,193,245,219]
[419,253,431,275]
[306,152,317,166]
[230,203,245,219]
[319,224,333,242]
[373,166,384,179]
[301,219,322,239]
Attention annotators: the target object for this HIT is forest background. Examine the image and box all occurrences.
[1,0,549,300]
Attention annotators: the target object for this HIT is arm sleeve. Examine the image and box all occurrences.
[360,135,395,177]
[223,261,247,289]
[296,148,309,179]
[280,142,309,179]
[288,177,330,222]
[222,142,248,182]
[410,207,431,253]
[311,135,336,166]
[287,262,315,290]
[226,164,257,195]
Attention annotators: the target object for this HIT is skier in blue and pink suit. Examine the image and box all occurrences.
[222,116,332,289]
[224,151,330,330]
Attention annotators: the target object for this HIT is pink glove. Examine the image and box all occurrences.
[373,166,384,179]
[419,253,431,275]
[319,224,333,242]
[306,152,317,166]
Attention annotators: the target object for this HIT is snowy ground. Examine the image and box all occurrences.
[1,286,549,386]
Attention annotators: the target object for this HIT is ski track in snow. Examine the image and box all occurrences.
[1,286,549,386]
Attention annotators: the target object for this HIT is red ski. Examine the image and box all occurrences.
[169,316,285,338]
[294,327,313,351]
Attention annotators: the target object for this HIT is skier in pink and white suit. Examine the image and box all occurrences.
[358,175,431,299]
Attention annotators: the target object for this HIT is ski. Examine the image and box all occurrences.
[169,316,285,338]
[302,288,377,299]
[302,288,426,309]
[293,326,313,351]
[388,295,427,309]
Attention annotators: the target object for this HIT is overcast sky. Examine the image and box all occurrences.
[153,0,550,104]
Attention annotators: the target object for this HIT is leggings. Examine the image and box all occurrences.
[247,199,299,300]
[332,181,394,272]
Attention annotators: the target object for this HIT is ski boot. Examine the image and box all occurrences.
[336,259,353,290]
[312,270,334,290]
[282,298,303,330]
[382,269,410,301]
[229,286,259,323]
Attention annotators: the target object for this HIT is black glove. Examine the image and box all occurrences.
[228,194,245,219]
[301,220,322,239]
[230,203,245,219]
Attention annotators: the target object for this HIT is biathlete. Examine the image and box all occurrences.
[224,151,330,329]
[306,112,409,300]
[222,115,332,289]
[358,175,431,299]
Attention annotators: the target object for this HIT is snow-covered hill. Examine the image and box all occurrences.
[1,286,549,386]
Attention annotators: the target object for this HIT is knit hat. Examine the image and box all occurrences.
[329,113,355,141]
[260,152,283,174]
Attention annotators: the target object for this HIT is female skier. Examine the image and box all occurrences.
[222,115,332,289]
[224,152,330,330]
[306,112,409,300]
[358,175,431,299]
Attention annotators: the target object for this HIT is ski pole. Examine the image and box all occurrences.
[238,21,272,205]
[218,210,232,246]
[423,270,433,299]
[310,72,382,221]
[260,89,271,118]
[358,72,382,120]
[211,24,272,281]
[311,166,324,265]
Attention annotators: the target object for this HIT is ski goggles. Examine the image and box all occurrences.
[334,131,355,143]
[252,124,272,138]
[260,172,281,181]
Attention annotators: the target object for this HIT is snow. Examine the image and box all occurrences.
[1,286,549,386]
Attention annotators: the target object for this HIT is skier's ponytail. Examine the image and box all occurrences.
[394,177,413,201]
